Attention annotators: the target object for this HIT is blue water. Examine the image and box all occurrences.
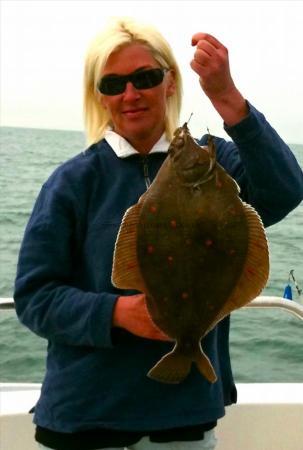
[0,126,302,383]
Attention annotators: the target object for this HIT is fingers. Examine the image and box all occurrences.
[127,294,172,341]
[141,299,172,341]
[191,33,227,67]
[194,40,217,65]
[192,34,216,69]
[150,324,172,342]
[190,59,205,74]
[190,32,229,80]
[191,32,222,49]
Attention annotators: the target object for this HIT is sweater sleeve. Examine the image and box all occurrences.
[14,175,118,349]
[205,102,303,227]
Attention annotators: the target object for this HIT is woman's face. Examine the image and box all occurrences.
[100,43,176,153]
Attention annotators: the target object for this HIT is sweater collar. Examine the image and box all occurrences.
[104,130,170,158]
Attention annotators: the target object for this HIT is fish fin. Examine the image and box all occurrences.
[207,202,269,329]
[111,203,146,291]
[195,346,217,383]
[147,343,217,384]
[147,345,192,384]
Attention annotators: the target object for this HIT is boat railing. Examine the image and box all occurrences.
[245,295,303,320]
[0,298,15,310]
[1,296,303,319]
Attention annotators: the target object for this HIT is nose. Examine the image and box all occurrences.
[123,81,140,100]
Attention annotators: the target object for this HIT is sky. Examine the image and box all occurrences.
[1,0,303,144]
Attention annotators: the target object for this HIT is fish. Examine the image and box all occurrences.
[111,122,269,384]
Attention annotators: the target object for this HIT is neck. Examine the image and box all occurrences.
[120,128,165,155]
[131,140,158,154]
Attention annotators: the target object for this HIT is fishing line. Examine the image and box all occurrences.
[289,269,302,297]
[283,269,302,300]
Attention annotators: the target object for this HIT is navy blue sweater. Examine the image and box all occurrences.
[14,104,303,434]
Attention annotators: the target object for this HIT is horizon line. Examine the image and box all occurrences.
[1,125,303,148]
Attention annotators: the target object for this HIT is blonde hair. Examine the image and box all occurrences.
[83,17,183,145]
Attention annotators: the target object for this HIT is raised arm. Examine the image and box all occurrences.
[191,32,303,226]
[190,32,249,126]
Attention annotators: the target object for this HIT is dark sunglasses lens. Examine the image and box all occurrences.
[98,68,166,95]
[99,76,126,95]
[132,69,165,89]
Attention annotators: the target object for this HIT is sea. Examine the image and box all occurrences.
[0,126,302,384]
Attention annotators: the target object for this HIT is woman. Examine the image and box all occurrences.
[14,18,303,450]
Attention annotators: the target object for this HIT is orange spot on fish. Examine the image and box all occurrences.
[170,219,177,228]
[150,205,157,213]
[147,245,155,254]
[205,239,213,247]
[216,178,223,188]
[181,292,189,300]
[229,207,237,216]
[167,255,174,263]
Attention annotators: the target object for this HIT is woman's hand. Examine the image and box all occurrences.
[191,32,235,99]
[190,32,248,125]
[113,294,171,341]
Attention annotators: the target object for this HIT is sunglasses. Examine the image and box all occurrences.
[98,68,168,96]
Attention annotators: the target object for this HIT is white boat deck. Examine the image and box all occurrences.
[0,383,302,450]
[1,296,302,449]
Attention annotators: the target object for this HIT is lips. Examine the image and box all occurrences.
[123,107,148,117]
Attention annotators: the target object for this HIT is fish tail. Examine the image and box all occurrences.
[147,345,191,384]
[195,347,217,383]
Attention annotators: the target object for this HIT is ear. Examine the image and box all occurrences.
[166,70,177,97]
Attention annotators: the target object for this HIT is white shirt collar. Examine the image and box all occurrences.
[104,130,170,158]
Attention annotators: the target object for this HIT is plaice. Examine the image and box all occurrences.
[112,122,269,384]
